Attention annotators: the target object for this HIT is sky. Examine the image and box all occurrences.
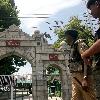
[14,0,88,43]
[14,0,88,75]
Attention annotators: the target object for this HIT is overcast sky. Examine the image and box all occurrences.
[14,0,88,74]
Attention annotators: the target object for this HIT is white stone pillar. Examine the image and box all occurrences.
[32,63,48,100]
[61,70,72,100]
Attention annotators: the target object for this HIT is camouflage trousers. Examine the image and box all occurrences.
[93,67,100,100]
[71,72,96,100]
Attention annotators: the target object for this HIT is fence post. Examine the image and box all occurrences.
[11,75,14,100]
[11,84,13,100]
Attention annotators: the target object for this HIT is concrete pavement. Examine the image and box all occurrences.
[15,96,62,100]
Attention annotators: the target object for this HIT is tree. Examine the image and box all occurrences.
[0,55,27,75]
[47,66,61,97]
[0,0,27,75]
[53,16,94,48]
[0,0,20,31]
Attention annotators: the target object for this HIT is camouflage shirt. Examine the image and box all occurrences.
[69,39,90,73]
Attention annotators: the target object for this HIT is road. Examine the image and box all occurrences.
[15,94,32,100]
[48,97,62,100]
[15,95,62,100]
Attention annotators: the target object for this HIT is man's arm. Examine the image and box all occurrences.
[81,39,100,58]
[77,39,91,89]
[77,39,88,77]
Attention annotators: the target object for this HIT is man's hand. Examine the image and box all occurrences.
[82,78,88,92]
[81,54,92,66]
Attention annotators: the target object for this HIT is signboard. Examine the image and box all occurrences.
[6,40,20,47]
[49,54,59,61]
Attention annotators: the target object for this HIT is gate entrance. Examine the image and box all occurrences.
[46,65,62,99]
[0,24,71,100]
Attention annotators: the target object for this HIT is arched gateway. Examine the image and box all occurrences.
[0,25,72,100]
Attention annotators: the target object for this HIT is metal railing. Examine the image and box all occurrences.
[0,74,32,100]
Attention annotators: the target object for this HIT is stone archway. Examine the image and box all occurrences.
[43,61,71,100]
[0,24,72,100]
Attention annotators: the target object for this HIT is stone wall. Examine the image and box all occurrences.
[0,25,72,100]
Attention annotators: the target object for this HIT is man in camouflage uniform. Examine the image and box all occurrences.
[81,0,100,99]
[65,30,96,100]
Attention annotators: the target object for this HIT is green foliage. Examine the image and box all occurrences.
[55,91,61,97]
[47,67,56,74]
[0,0,20,31]
[47,66,61,97]
[0,0,27,75]
[0,55,27,75]
[53,16,94,48]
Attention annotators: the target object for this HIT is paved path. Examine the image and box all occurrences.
[15,96,62,100]
[48,97,62,100]
[15,94,32,100]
